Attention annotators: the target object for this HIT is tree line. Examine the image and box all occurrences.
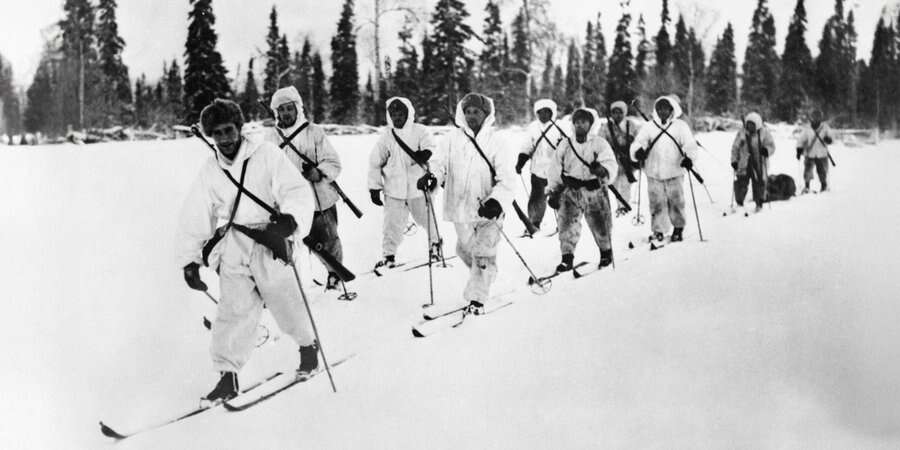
[1,0,897,139]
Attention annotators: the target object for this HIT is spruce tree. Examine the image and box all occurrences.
[240,58,260,120]
[866,15,896,127]
[815,0,854,116]
[705,23,737,115]
[293,39,313,105]
[393,19,420,110]
[96,0,131,123]
[263,6,282,98]
[419,34,437,122]
[0,56,21,136]
[183,0,231,125]
[742,0,780,114]
[552,64,565,107]
[775,0,813,121]
[60,0,99,129]
[166,59,184,123]
[424,0,474,124]
[510,6,531,121]
[672,14,690,98]
[329,0,360,124]
[278,34,291,87]
[634,14,650,88]
[654,0,672,81]
[311,52,327,122]
[478,1,506,118]
[362,72,376,124]
[25,61,53,133]
[564,39,582,113]
[540,48,554,99]
[607,7,635,104]
[582,22,597,109]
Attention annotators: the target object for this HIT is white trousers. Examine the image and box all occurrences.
[382,195,439,256]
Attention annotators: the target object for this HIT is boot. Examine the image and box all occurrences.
[555,253,574,272]
[651,232,665,243]
[298,342,319,377]
[599,249,614,268]
[374,255,396,269]
[429,240,443,262]
[465,300,485,315]
[670,227,684,242]
[801,182,810,194]
[754,202,763,213]
[820,181,828,192]
[325,272,340,290]
[205,371,239,402]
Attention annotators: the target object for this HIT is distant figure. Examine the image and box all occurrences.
[796,109,834,193]
[177,99,318,402]
[430,93,514,313]
[599,100,639,217]
[547,108,618,272]
[731,112,775,213]
[367,97,442,270]
[516,99,563,232]
[267,86,345,289]
[630,95,698,243]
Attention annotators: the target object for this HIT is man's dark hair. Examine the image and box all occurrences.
[200,99,245,135]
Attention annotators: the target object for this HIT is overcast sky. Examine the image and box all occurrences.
[0,0,891,89]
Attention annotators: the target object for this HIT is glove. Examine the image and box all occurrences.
[369,189,383,206]
[412,149,432,165]
[416,173,437,192]
[266,213,297,238]
[731,161,738,171]
[796,148,803,160]
[760,148,769,157]
[589,161,608,178]
[547,192,561,210]
[477,198,503,219]
[515,153,530,174]
[183,262,208,291]
[824,136,833,145]
[680,157,693,170]
[634,148,647,161]
[301,163,323,182]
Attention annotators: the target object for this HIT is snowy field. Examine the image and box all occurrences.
[2,125,900,449]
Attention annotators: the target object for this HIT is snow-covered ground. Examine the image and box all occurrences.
[2,125,900,449]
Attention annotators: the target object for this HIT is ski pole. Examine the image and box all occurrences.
[203,291,218,305]
[288,261,337,393]
[687,170,704,242]
[423,191,436,307]
[489,219,550,293]
[425,190,447,267]
[632,169,645,226]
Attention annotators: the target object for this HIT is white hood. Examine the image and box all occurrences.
[270,86,307,125]
[744,112,763,130]
[385,96,416,131]
[651,95,683,125]
[455,93,496,136]
[533,98,558,121]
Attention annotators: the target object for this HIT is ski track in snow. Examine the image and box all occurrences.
[2,127,900,449]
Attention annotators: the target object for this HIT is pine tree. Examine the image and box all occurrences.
[478,1,506,118]
[591,14,608,109]
[815,0,854,117]
[552,64,565,107]
[239,58,260,120]
[423,0,474,124]
[362,72,376,124]
[742,0,780,114]
[564,39,582,113]
[60,0,99,129]
[582,22,597,110]
[183,0,231,125]
[634,14,651,88]
[293,39,313,105]
[311,51,327,122]
[509,6,531,121]
[393,19,420,110]
[606,6,635,105]
[775,0,813,121]
[330,0,360,124]
[654,0,672,80]
[96,0,131,124]
[419,34,437,122]
[166,59,184,123]
[672,14,690,99]
[263,6,282,98]
[866,14,896,128]
[540,48,554,99]
[705,23,737,115]
[278,34,291,87]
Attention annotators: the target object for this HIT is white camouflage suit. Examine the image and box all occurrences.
[598,101,639,207]
[630,96,698,235]
[431,95,515,303]
[547,108,619,255]
[519,99,563,228]
[177,135,316,373]
[368,97,440,257]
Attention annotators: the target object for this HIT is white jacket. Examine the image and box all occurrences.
[630,96,698,180]
[547,108,618,193]
[177,135,315,268]
[796,123,834,159]
[368,97,436,199]
[432,96,515,223]
[266,86,341,211]
[520,99,563,179]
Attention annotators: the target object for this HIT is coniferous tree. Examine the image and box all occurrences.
[330,0,360,124]
[509,6,531,121]
[776,0,814,121]
[865,14,896,128]
[478,1,506,118]
[419,34,437,122]
[183,0,231,125]
[423,0,474,124]
[263,6,282,98]
[240,58,260,120]
[96,0,131,124]
[0,56,21,136]
[742,0,780,114]
[293,39,313,105]
[552,64,565,107]
[672,14,690,98]
[582,21,598,110]
[706,23,737,115]
[278,34,291,87]
[393,19,420,110]
[165,59,184,123]
[591,14,608,110]
[607,6,635,105]
[654,0,672,81]
[634,14,651,89]
[846,10,859,122]
[564,39,582,113]
[60,0,99,129]
[540,48,554,99]
[311,51,327,122]
[815,0,856,117]
[24,60,54,133]
[362,72,376,124]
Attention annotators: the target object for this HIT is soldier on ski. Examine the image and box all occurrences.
[267,86,345,289]
[429,93,515,313]
[546,108,618,271]
[177,99,319,402]
[368,97,442,269]
[731,112,775,212]
[796,109,835,193]
[630,95,698,243]
[515,99,563,232]
[598,101,639,217]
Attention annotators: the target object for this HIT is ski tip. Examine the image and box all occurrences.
[411,327,425,338]
[202,316,212,330]
[99,421,127,439]
[627,241,634,249]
